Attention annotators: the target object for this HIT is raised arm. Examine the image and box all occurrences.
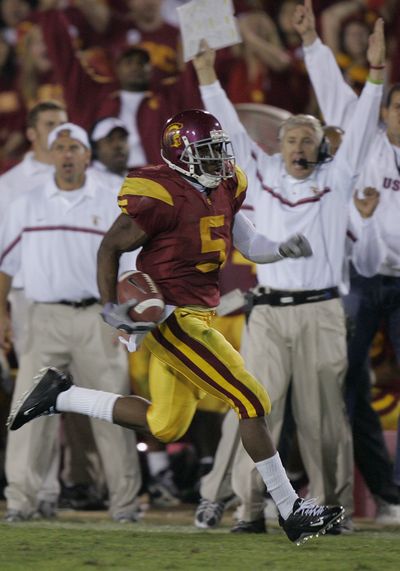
[330,18,384,188]
[192,41,261,170]
[293,0,358,128]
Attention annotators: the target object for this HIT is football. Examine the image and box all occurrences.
[117,270,165,323]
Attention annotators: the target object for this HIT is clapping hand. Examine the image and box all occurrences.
[354,187,380,219]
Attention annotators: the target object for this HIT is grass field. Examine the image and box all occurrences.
[1,504,399,571]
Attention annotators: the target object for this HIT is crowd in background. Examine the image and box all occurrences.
[1,0,400,173]
[0,0,399,524]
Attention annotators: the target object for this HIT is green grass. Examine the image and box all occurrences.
[0,519,399,571]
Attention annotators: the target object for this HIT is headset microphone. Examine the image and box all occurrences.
[294,158,318,168]
[294,155,333,169]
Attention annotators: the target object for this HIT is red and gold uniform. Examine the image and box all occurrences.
[118,165,271,442]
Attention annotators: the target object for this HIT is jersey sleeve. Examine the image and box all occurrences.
[118,175,177,237]
[231,165,248,213]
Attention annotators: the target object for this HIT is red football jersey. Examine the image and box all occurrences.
[118,165,247,307]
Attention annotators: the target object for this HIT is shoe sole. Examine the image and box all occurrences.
[294,507,345,546]
[7,367,55,430]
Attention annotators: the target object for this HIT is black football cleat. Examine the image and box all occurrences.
[279,498,345,545]
[7,367,72,431]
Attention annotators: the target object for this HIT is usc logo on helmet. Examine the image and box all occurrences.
[163,122,183,148]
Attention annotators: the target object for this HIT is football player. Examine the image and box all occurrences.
[7,109,344,544]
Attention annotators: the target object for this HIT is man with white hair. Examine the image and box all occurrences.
[0,123,141,523]
[191,18,385,532]
[294,0,400,525]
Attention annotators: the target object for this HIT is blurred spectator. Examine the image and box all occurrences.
[37,0,110,49]
[0,101,66,230]
[34,8,201,166]
[0,0,34,46]
[104,0,183,90]
[0,36,25,173]
[267,0,312,113]
[17,22,64,109]
[336,16,371,94]
[88,117,130,183]
[225,10,291,104]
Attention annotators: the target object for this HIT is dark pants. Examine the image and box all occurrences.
[343,269,400,504]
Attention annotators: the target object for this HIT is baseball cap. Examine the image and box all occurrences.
[48,122,90,149]
[91,117,129,143]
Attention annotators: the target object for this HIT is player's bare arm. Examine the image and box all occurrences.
[97,213,148,304]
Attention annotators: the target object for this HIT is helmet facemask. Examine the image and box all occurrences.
[163,129,235,188]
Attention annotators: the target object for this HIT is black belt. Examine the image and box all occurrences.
[253,287,339,307]
[56,298,99,308]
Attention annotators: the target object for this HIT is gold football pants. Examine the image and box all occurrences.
[144,307,270,442]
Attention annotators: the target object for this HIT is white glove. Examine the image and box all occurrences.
[118,333,146,352]
[101,302,156,333]
[278,234,313,259]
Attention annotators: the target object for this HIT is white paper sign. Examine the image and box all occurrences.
[177,0,241,62]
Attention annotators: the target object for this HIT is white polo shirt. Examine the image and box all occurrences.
[87,161,125,191]
[0,152,54,224]
[200,79,382,290]
[304,38,400,277]
[0,171,121,302]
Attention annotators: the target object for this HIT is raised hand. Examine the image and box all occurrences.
[192,39,216,70]
[354,187,380,218]
[292,0,317,46]
[367,18,385,67]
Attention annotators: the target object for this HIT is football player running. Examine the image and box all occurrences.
[7,109,345,544]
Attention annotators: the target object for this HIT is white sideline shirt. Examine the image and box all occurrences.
[0,153,54,288]
[0,171,121,302]
[304,38,400,277]
[119,90,147,168]
[0,152,54,224]
[200,80,382,290]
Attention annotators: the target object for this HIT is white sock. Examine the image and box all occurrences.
[56,386,120,423]
[147,451,169,476]
[255,452,298,520]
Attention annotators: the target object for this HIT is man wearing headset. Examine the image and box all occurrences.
[191,15,385,533]
[297,0,400,525]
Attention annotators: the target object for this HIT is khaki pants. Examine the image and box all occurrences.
[5,303,141,518]
[201,298,354,519]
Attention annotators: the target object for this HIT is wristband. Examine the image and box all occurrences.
[368,76,384,85]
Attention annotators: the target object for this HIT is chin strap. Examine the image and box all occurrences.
[161,152,222,188]
[196,172,221,188]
